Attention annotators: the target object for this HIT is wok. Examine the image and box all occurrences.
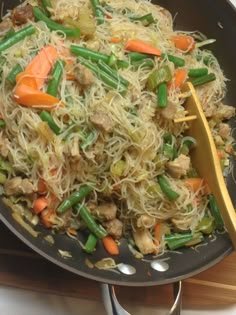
[0,0,236,313]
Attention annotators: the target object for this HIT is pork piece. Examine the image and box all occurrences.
[90,111,114,132]
[103,218,123,239]
[133,228,156,255]
[166,154,190,178]
[74,64,94,87]
[11,5,34,25]
[160,101,177,120]
[137,214,156,229]
[92,202,117,221]
[218,123,231,139]
[0,132,10,158]
[4,177,35,196]
[0,19,13,34]
[216,103,235,120]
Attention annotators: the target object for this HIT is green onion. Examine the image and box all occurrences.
[165,232,203,250]
[196,216,215,234]
[188,68,208,78]
[0,119,6,128]
[80,130,97,150]
[191,73,216,87]
[40,110,61,135]
[41,0,53,16]
[147,65,172,91]
[73,204,108,239]
[157,175,180,201]
[157,82,168,108]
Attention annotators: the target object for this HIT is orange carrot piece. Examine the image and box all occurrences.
[173,68,188,89]
[125,39,161,56]
[37,178,47,193]
[41,209,55,228]
[171,35,195,52]
[16,45,58,90]
[183,178,204,193]
[111,37,120,43]
[66,73,76,81]
[33,197,48,214]
[154,222,162,242]
[67,228,78,236]
[14,84,62,110]
[102,235,119,255]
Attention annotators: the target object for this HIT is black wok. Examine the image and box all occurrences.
[0,0,235,293]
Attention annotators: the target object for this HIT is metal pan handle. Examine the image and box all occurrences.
[100,281,182,315]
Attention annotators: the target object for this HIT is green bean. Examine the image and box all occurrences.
[70,45,109,63]
[80,59,127,93]
[157,175,180,201]
[132,59,154,69]
[157,82,167,108]
[130,13,155,26]
[163,143,175,160]
[188,68,208,78]
[33,7,80,38]
[41,0,53,16]
[191,73,216,87]
[196,54,214,66]
[3,28,15,40]
[208,194,224,229]
[46,60,65,97]
[97,60,129,87]
[0,25,35,53]
[40,110,61,135]
[115,59,129,69]
[129,52,152,62]
[73,204,108,238]
[6,64,23,85]
[57,185,93,214]
[161,53,185,67]
[89,0,105,25]
[84,233,98,253]
[0,119,6,129]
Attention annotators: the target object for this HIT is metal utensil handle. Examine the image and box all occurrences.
[100,281,182,315]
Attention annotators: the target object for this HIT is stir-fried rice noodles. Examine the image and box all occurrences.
[0,0,235,256]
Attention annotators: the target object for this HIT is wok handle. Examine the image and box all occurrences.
[100,281,182,315]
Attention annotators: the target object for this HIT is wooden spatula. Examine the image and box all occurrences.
[182,82,236,249]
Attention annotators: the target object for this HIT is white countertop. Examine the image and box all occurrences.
[1,1,236,314]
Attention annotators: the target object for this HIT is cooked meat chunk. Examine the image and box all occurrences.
[166,154,190,178]
[133,228,156,255]
[74,64,94,87]
[0,19,13,34]
[137,214,156,229]
[160,101,177,120]
[4,177,35,196]
[103,218,123,239]
[0,132,10,157]
[11,5,34,25]
[92,202,117,220]
[216,103,235,120]
[90,111,114,132]
[218,123,231,139]
[203,103,216,118]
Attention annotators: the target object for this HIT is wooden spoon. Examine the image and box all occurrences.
[181,82,236,249]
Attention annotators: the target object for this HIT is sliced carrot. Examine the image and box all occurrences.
[33,197,48,214]
[16,45,58,90]
[37,178,47,193]
[111,37,121,43]
[171,35,195,52]
[41,208,55,228]
[66,73,76,81]
[173,68,188,89]
[125,39,161,56]
[67,228,78,236]
[154,222,162,243]
[102,235,119,255]
[14,84,62,110]
[183,178,204,193]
